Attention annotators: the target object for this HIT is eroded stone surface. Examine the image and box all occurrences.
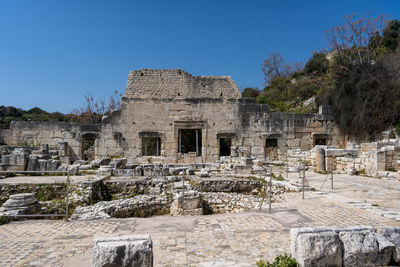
[92,235,153,267]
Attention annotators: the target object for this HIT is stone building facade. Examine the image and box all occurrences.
[94,69,342,163]
[0,121,100,161]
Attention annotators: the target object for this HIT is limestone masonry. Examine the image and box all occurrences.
[95,69,340,163]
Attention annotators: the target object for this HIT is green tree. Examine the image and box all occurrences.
[383,19,400,51]
[242,87,260,98]
[303,52,328,75]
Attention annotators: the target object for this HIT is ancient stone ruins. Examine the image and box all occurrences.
[1,69,400,266]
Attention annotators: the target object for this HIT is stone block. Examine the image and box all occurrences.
[40,143,49,154]
[233,164,252,174]
[59,156,71,164]
[144,167,153,177]
[91,157,111,168]
[3,193,36,208]
[251,146,264,156]
[199,168,210,177]
[134,166,143,176]
[338,227,394,267]
[109,158,127,169]
[170,167,188,175]
[97,166,113,177]
[154,165,162,176]
[186,167,194,175]
[92,235,153,267]
[27,154,39,171]
[1,193,41,216]
[291,227,342,267]
[162,165,169,176]
[38,159,47,171]
[380,226,400,264]
[67,164,79,175]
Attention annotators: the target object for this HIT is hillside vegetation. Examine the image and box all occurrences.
[242,14,400,137]
[0,91,121,128]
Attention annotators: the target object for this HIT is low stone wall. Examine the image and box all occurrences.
[1,121,100,160]
[308,141,400,177]
[71,195,171,220]
[192,178,263,193]
[201,192,282,214]
[291,226,400,267]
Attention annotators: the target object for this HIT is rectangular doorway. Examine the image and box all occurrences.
[265,138,278,159]
[142,137,161,156]
[314,138,327,146]
[219,138,231,157]
[178,129,202,156]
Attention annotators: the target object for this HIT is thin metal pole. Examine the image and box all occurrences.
[181,175,185,215]
[269,165,272,213]
[66,172,69,221]
[331,163,334,189]
[302,162,305,200]
[286,151,289,179]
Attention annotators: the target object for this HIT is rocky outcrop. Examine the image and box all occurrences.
[291,226,399,267]
[92,235,153,267]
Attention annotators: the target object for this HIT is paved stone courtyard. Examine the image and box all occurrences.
[1,172,400,267]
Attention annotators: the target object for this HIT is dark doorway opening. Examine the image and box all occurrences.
[314,138,327,146]
[142,137,161,156]
[82,133,98,160]
[219,138,231,157]
[178,129,202,156]
[266,138,278,148]
[265,138,278,159]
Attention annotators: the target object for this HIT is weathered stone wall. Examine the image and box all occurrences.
[309,140,400,177]
[201,192,273,214]
[97,84,342,163]
[0,121,100,160]
[123,69,241,100]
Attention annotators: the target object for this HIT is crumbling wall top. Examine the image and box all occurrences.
[123,69,241,99]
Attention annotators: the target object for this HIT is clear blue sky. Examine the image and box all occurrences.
[1,0,399,113]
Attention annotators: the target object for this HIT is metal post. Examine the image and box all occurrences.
[195,129,199,156]
[331,162,334,189]
[181,175,185,215]
[269,165,272,213]
[66,172,70,221]
[286,151,289,179]
[145,140,147,156]
[302,163,305,199]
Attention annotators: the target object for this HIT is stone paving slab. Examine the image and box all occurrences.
[0,190,398,267]
[0,171,399,266]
